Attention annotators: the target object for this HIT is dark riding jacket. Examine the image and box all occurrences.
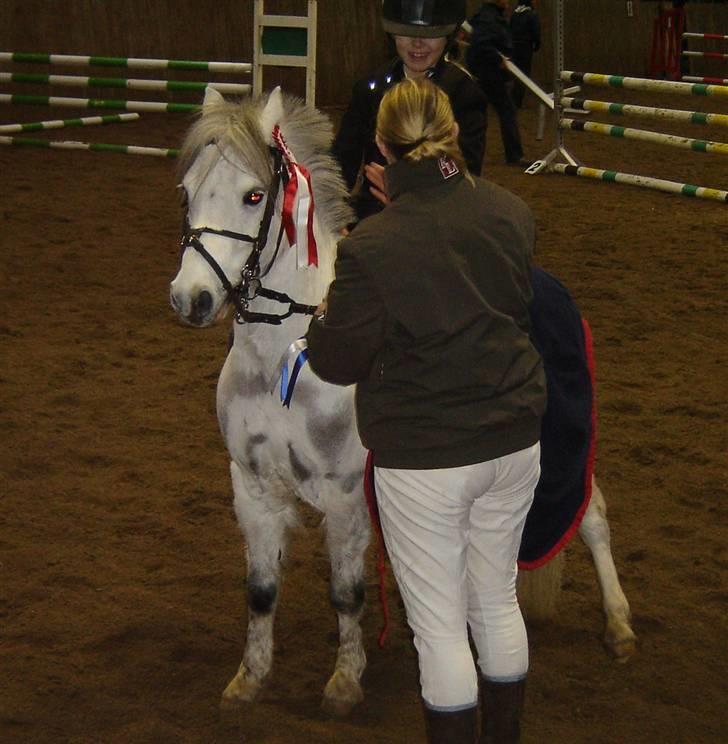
[466,2,513,87]
[332,57,487,223]
[511,4,541,52]
[306,157,546,469]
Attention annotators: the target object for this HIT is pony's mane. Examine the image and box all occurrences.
[178,91,353,238]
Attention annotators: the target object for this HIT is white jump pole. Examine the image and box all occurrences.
[561,71,728,99]
[560,118,728,156]
[0,93,199,113]
[561,97,728,128]
[0,52,251,73]
[0,135,178,158]
[0,71,250,95]
[552,163,728,204]
[683,32,728,42]
[0,112,139,134]
[681,76,728,86]
[681,50,728,61]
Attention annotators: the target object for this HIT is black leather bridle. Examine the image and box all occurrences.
[179,147,317,326]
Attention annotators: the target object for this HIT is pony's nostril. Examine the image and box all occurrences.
[196,291,213,316]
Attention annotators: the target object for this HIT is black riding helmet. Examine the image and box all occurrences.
[381,0,466,38]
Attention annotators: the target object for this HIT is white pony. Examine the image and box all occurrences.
[169,87,635,715]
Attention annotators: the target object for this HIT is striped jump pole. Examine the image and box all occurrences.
[683,32,728,42]
[560,118,728,156]
[0,135,178,158]
[0,71,251,95]
[681,76,728,87]
[561,71,728,99]
[0,93,199,113]
[0,52,252,74]
[551,163,728,203]
[561,97,728,128]
[0,112,139,133]
[682,50,728,61]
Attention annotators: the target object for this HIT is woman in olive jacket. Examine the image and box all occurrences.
[307,79,545,744]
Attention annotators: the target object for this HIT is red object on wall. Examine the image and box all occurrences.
[650,7,686,80]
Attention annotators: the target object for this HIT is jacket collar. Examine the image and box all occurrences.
[385,156,464,201]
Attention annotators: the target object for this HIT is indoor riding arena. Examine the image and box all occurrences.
[1,1,725,742]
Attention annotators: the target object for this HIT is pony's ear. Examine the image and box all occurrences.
[202,86,226,110]
[260,87,285,145]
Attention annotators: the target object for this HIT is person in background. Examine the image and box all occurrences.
[465,0,529,166]
[510,0,541,108]
[307,77,546,744]
[332,0,486,225]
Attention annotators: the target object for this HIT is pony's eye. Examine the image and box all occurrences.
[243,190,265,206]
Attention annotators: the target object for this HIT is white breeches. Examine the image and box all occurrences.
[374,443,540,711]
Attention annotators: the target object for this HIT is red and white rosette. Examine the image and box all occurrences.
[272,124,318,268]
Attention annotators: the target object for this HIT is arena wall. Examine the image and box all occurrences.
[0,1,726,106]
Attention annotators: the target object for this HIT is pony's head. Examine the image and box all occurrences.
[170,87,352,327]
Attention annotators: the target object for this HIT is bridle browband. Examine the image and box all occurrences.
[179,146,317,326]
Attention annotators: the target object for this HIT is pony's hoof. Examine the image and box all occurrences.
[604,619,637,663]
[220,672,262,710]
[321,670,364,718]
[607,634,637,663]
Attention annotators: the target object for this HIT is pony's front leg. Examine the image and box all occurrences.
[221,461,293,710]
[320,491,370,717]
[579,476,637,661]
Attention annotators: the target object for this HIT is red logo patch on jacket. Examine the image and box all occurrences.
[438,156,460,180]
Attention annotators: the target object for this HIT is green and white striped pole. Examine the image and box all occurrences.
[0,135,178,158]
[560,118,728,156]
[561,71,728,99]
[561,97,728,128]
[0,112,139,134]
[0,51,252,74]
[0,71,250,95]
[551,163,728,203]
[0,93,199,113]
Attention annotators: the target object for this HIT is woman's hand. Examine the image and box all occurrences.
[314,299,327,319]
[364,162,389,207]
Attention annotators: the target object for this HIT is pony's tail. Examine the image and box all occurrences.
[517,550,565,622]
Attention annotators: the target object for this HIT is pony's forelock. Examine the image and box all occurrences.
[177,92,353,237]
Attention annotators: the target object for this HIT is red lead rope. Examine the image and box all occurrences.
[363,451,390,648]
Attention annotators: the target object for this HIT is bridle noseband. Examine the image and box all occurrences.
[179,147,317,326]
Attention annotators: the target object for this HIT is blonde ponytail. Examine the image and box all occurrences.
[376,78,474,184]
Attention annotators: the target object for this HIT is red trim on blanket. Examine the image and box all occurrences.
[364,451,390,648]
[518,317,597,571]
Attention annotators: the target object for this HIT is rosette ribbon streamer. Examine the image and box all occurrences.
[272,124,318,269]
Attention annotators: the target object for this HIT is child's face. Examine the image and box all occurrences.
[394,35,448,79]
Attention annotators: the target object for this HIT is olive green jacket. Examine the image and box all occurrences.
[306,156,546,469]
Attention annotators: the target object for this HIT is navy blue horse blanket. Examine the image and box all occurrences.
[518,267,595,569]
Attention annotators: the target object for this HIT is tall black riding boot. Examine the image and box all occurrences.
[422,703,478,744]
[480,677,526,744]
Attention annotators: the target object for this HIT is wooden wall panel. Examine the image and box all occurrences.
[0,1,725,106]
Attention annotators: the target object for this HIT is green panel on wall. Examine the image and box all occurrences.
[262,27,308,56]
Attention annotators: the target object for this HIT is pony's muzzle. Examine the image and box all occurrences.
[169,284,216,327]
